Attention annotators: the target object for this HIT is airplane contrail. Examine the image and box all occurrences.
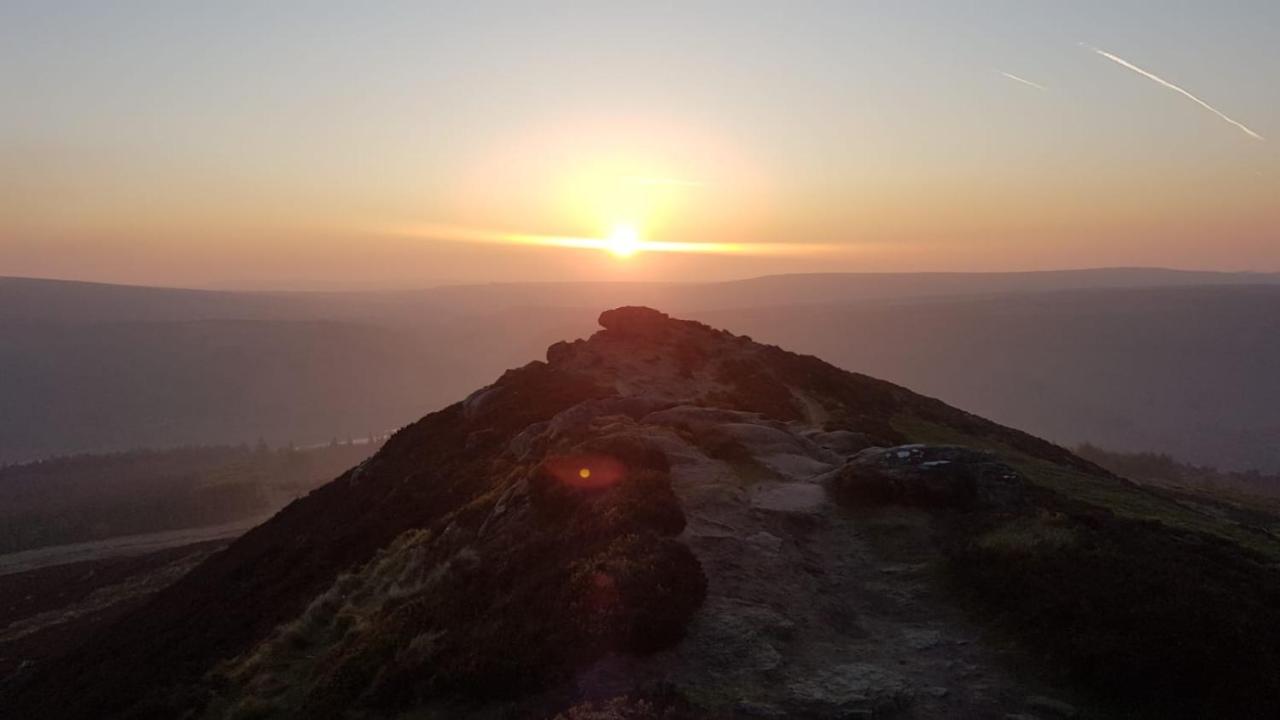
[1083,43,1263,141]
[999,71,1047,91]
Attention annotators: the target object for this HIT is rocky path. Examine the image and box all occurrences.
[577,404,1082,719]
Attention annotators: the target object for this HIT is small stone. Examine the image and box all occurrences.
[733,701,786,717]
[901,627,944,650]
[746,531,784,553]
[1025,695,1078,718]
[922,686,950,698]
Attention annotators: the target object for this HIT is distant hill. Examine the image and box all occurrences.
[5,268,1278,322]
[0,319,448,463]
[0,442,377,554]
[690,284,1280,474]
[2,271,1278,473]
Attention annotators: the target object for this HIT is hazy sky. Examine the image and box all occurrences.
[3,1,1278,289]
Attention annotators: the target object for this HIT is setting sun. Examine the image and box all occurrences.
[604,224,641,258]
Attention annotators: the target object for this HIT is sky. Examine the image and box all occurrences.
[2,1,1278,289]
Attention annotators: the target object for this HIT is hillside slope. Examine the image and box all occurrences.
[694,284,1280,473]
[6,308,1279,719]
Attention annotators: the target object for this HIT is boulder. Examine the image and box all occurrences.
[827,445,1027,510]
[599,306,674,337]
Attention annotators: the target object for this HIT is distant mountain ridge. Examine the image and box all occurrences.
[0,441,377,555]
[4,267,1279,322]
[2,272,1278,474]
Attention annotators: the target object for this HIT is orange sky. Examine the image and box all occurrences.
[2,3,1277,289]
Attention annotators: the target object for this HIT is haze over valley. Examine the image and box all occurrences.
[5,270,1278,474]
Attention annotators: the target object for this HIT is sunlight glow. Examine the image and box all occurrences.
[379,222,834,258]
[605,224,641,258]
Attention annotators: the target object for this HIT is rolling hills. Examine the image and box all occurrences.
[2,271,1278,474]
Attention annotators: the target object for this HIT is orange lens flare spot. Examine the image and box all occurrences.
[544,454,625,488]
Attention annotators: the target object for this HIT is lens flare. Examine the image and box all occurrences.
[545,454,625,489]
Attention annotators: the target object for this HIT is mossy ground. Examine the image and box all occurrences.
[208,429,705,720]
[889,412,1280,718]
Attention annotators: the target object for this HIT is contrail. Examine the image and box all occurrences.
[999,71,1047,91]
[1083,43,1263,141]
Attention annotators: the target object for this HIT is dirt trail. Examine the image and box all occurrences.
[580,406,1082,718]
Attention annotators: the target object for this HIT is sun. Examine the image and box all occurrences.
[604,223,641,258]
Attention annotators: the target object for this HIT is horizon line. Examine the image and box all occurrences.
[3,266,1278,295]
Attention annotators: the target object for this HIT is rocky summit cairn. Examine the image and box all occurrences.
[597,305,674,335]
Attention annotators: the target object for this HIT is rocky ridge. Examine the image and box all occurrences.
[8,307,1280,720]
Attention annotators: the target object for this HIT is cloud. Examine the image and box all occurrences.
[1083,43,1263,141]
[999,71,1047,91]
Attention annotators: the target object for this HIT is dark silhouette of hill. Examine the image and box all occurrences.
[0,442,378,554]
[5,268,1277,322]
[1077,443,1280,496]
[6,308,1279,719]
